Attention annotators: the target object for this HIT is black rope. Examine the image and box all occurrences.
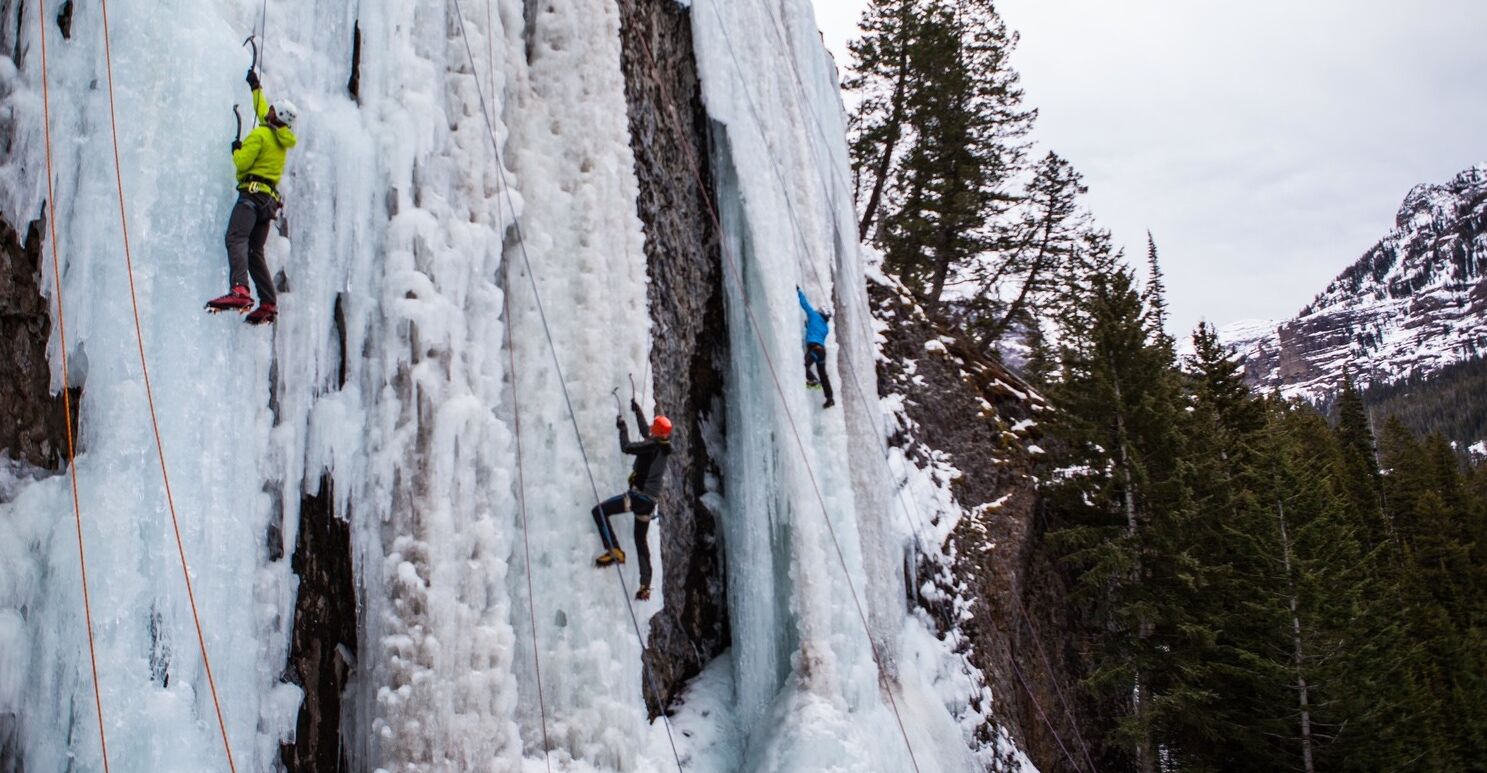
[631,18,923,771]
[448,2,685,770]
[698,4,1098,770]
[500,205,555,773]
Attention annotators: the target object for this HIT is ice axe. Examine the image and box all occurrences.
[628,373,638,406]
[610,386,623,418]
[233,34,259,138]
[243,34,260,75]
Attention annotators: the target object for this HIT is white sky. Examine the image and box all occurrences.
[812,0,1487,335]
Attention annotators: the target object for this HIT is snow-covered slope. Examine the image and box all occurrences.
[0,1,1028,771]
[1223,164,1487,398]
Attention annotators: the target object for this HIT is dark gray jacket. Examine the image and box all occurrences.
[622,405,671,499]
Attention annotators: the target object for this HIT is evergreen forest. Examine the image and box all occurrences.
[846,1,1487,770]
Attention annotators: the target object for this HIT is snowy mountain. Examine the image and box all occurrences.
[0,1,1041,771]
[1222,163,1487,398]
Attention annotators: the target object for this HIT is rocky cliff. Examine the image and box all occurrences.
[1225,163,1487,398]
[616,0,733,716]
[872,268,1093,772]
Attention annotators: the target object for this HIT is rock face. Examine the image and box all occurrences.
[1226,164,1487,397]
[872,275,1094,772]
[0,211,78,472]
[615,0,732,716]
[0,208,77,469]
[280,475,357,773]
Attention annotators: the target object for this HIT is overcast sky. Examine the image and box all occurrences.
[814,0,1487,335]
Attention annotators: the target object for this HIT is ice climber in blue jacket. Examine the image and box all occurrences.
[798,287,834,408]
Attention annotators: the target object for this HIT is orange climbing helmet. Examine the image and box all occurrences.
[651,415,673,440]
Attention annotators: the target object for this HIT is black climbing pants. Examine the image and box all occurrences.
[224,191,278,305]
[591,491,655,587]
[805,342,833,402]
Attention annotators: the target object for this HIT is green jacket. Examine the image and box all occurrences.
[232,88,296,193]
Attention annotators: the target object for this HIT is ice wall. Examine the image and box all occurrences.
[0,0,663,769]
[0,0,1005,770]
[677,1,981,771]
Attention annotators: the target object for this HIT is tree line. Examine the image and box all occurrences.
[847,2,1487,770]
[1037,259,1486,771]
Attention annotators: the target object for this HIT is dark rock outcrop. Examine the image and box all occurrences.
[280,475,357,773]
[0,211,78,471]
[873,279,1095,772]
[616,0,731,716]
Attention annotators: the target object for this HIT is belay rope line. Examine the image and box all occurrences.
[627,21,925,773]
[714,3,1099,769]
[487,0,559,767]
[737,1,1100,767]
[448,0,687,769]
[489,0,556,765]
[98,0,241,769]
[34,0,110,768]
[502,250,555,772]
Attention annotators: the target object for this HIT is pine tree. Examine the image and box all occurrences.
[1332,368,1391,549]
[1142,234,1172,352]
[850,0,1034,312]
[845,0,919,239]
[961,151,1087,348]
[1042,241,1203,772]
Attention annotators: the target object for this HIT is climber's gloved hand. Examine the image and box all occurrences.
[616,415,626,431]
[231,139,242,152]
[630,399,642,414]
[246,68,260,90]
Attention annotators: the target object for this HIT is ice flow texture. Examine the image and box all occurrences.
[0,0,997,770]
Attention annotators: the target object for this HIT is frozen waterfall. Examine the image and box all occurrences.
[0,0,1024,770]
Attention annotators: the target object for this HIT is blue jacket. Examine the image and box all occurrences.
[798,288,829,346]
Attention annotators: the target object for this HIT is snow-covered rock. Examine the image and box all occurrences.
[1223,164,1487,399]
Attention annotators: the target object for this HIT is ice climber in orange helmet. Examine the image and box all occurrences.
[592,398,673,601]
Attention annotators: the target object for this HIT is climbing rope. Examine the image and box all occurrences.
[1011,652,1089,772]
[502,255,555,772]
[483,2,555,769]
[630,23,923,772]
[34,2,110,768]
[734,9,1100,767]
[743,6,1106,767]
[1012,587,1099,772]
[96,1,238,769]
[448,2,685,769]
[719,5,1100,769]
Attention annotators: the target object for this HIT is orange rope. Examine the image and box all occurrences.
[35,2,111,769]
[95,2,237,769]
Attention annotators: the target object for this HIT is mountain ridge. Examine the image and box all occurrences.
[1221,162,1487,399]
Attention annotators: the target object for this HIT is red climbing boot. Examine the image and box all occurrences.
[245,303,278,326]
[205,285,253,313]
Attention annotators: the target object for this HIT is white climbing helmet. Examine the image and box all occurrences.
[273,100,300,128]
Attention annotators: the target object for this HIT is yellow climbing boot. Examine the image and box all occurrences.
[594,547,626,567]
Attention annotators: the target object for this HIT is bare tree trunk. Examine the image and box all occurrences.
[1277,500,1316,773]
[1111,369,1155,773]
[857,51,909,241]
[985,213,1056,343]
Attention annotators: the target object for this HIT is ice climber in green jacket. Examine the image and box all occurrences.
[205,68,299,325]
